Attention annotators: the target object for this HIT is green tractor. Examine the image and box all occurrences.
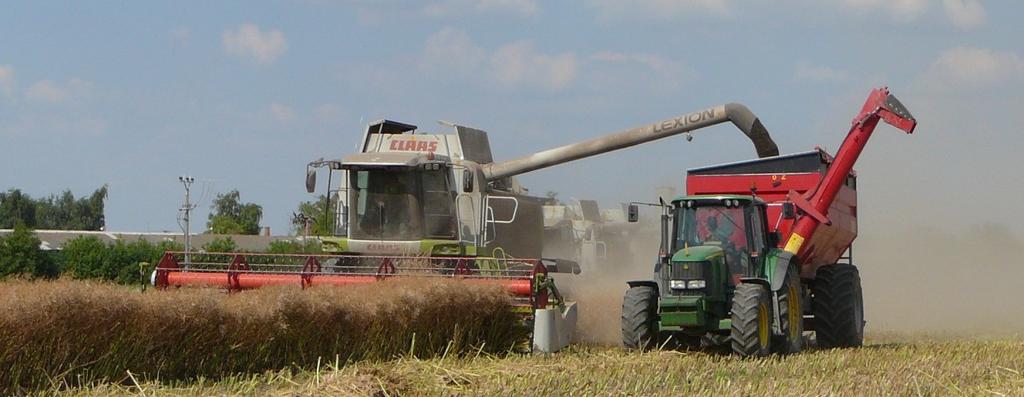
[622,195,805,356]
[620,87,917,356]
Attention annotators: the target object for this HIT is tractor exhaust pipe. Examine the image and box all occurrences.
[482,103,779,181]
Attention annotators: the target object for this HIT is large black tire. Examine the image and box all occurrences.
[622,285,659,349]
[730,283,773,357]
[774,264,805,354]
[812,264,865,348]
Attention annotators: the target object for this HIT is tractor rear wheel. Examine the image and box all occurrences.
[730,283,773,357]
[622,285,659,349]
[812,264,864,348]
[774,264,805,354]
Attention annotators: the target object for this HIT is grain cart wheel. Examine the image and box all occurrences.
[622,285,659,349]
[812,264,864,348]
[731,283,773,357]
[774,264,805,354]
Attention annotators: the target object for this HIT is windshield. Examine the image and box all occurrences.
[348,167,457,240]
[674,205,749,254]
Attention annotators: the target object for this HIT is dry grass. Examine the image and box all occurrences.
[50,334,1024,396]
[0,279,525,394]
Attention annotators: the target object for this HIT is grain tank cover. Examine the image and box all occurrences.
[688,150,831,176]
[455,125,494,164]
[367,120,417,134]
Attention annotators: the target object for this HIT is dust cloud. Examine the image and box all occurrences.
[552,212,1024,345]
[552,219,661,345]
[858,222,1024,335]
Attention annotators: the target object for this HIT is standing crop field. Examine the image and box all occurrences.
[0,279,525,394]
[6,280,1024,396]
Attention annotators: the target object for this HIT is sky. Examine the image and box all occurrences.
[1,0,1021,237]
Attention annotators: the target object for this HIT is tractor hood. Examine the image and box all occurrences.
[671,245,724,262]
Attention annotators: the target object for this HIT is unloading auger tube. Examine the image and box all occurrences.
[482,103,779,181]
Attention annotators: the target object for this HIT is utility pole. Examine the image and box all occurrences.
[178,176,196,267]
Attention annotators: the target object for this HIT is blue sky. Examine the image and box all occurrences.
[1,0,1020,236]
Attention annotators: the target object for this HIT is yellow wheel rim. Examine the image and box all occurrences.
[788,284,801,340]
[758,303,769,348]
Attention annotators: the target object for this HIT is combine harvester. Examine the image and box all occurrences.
[156,102,781,352]
[621,87,917,356]
[542,199,640,271]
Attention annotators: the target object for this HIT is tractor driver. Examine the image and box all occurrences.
[704,212,748,284]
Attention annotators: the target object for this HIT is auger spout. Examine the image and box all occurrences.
[482,103,779,181]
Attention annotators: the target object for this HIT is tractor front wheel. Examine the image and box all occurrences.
[730,283,773,357]
[622,285,659,349]
[812,264,865,348]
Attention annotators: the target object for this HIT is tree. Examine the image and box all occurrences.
[0,186,108,230]
[207,190,262,235]
[0,189,37,228]
[0,223,56,279]
[292,194,338,236]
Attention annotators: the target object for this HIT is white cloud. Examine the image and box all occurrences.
[421,27,486,73]
[25,78,93,103]
[584,0,732,19]
[794,61,848,83]
[314,103,345,122]
[921,47,1024,89]
[223,24,288,64]
[423,0,539,17]
[490,42,577,89]
[942,0,986,30]
[589,51,693,89]
[0,65,13,98]
[420,29,696,92]
[590,51,681,75]
[170,27,191,44]
[270,103,296,122]
[837,0,929,19]
[420,28,577,90]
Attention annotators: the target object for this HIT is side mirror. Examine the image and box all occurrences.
[782,202,796,219]
[767,231,781,247]
[627,204,639,223]
[305,168,317,193]
[462,169,474,193]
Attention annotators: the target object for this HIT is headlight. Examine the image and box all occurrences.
[670,280,686,289]
[687,280,706,289]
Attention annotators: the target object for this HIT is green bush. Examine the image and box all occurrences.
[0,224,56,279]
[60,236,108,279]
[202,237,238,253]
[60,237,183,283]
[266,239,322,254]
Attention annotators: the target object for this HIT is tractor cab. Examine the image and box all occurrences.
[669,196,775,287]
[625,195,779,338]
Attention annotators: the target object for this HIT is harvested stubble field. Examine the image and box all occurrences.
[49,334,1024,396]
